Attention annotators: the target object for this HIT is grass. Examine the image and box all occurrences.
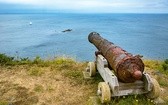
[0,53,15,65]
[110,95,153,105]
[0,53,168,104]
[157,77,168,87]
[87,95,155,105]
[143,59,168,87]
[0,101,8,105]
[143,59,168,74]
[0,54,98,105]
[28,66,44,76]
[34,84,44,92]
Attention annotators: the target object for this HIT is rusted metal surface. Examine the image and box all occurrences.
[88,32,144,83]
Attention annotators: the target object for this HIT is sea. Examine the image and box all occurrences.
[0,13,168,61]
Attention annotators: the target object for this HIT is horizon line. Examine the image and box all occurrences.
[0,12,168,14]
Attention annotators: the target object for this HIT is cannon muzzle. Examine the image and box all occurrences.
[88,32,144,83]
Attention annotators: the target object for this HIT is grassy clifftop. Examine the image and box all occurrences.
[0,54,101,105]
[0,53,168,105]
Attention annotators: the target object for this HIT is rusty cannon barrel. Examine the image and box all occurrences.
[88,32,144,83]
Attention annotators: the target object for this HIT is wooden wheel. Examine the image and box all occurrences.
[88,62,96,77]
[146,78,160,99]
[98,82,111,103]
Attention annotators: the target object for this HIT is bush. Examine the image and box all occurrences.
[33,56,43,64]
[164,59,168,64]
[18,57,31,65]
[0,53,14,65]
[162,63,168,71]
[161,59,168,71]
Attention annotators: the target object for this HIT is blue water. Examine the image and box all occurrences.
[0,13,168,61]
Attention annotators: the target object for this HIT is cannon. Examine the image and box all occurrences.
[88,32,144,83]
[84,32,160,103]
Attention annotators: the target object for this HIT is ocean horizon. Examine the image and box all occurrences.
[0,13,168,61]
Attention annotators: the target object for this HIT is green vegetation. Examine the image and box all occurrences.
[162,59,168,71]
[88,95,154,105]
[143,59,168,87]
[0,101,8,105]
[34,84,44,92]
[0,53,14,65]
[143,59,168,74]
[28,66,44,76]
[110,95,153,105]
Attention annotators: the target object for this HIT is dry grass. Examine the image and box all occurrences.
[0,58,99,105]
[0,57,168,105]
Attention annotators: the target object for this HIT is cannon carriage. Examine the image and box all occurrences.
[84,32,160,103]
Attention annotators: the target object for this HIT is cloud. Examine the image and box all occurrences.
[0,0,145,8]
[0,0,168,13]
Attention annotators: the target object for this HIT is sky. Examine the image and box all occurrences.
[0,0,168,13]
